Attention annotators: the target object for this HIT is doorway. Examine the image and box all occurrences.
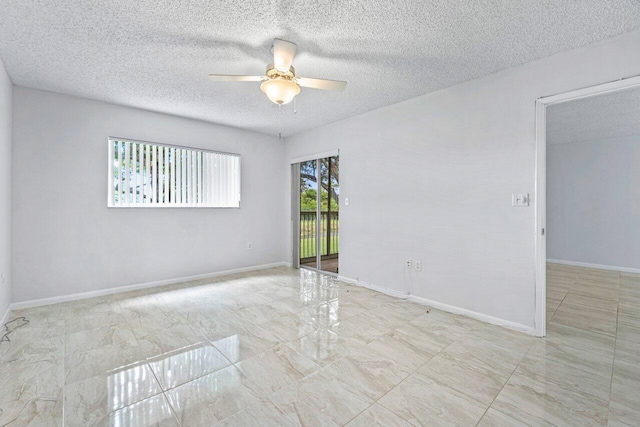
[534,75,640,337]
[293,155,339,274]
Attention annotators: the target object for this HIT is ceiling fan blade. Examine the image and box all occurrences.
[209,75,265,82]
[296,77,347,92]
[273,39,297,72]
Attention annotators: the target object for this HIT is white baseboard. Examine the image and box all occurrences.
[547,259,640,274]
[1,304,11,327]
[338,275,534,335]
[337,275,410,299]
[10,262,291,310]
[408,294,533,334]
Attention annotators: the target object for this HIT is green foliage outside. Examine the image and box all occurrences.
[300,188,339,212]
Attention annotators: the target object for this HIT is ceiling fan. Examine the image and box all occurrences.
[209,39,347,105]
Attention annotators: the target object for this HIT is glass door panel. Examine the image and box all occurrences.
[299,160,318,269]
[318,156,339,273]
[297,156,339,274]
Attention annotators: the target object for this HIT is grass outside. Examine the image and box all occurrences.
[300,235,339,259]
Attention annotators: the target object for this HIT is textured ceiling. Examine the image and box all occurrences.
[1,1,640,137]
[547,86,640,145]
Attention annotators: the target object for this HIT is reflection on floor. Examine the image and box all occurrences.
[0,265,638,425]
[301,257,339,274]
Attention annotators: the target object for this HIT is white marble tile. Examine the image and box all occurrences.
[0,389,63,427]
[271,369,373,427]
[377,374,488,426]
[514,353,611,401]
[236,346,320,394]
[211,331,279,364]
[65,341,151,385]
[329,313,392,346]
[323,346,412,401]
[544,323,616,354]
[109,394,179,427]
[526,339,614,381]
[550,301,618,336]
[214,399,297,426]
[615,323,640,344]
[266,293,323,314]
[64,362,162,425]
[257,313,318,343]
[135,324,204,356]
[476,408,530,427]
[164,366,264,426]
[492,371,609,427]
[417,337,523,405]
[365,333,433,370]
[148,342,231,390]
[285,327,363,367]
[346,403,411,427]
[393,322,461,355]
[65,325,137,355]
[4,266,636,427]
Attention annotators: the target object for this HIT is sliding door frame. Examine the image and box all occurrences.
[291,163,301,268]
[291,150,339,276]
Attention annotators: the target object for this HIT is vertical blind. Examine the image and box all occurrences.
[108,138,241,208]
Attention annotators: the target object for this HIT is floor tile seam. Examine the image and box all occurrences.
[108,387,166,415]
[472,338,534,426]
[158,388,183,427]
[368,331,440,373]
[552,284,574,318]
[224,361,308,427]
[474,407,531,427]
[607,300,621,420]
[550,305,620,323]
[359,373,426,427]
[150,359,237,395]
[147,356,182,426]
[536,327,618,361]
[554,298,619,313]
[62,328,66,425]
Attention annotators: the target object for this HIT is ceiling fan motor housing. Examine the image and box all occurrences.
[265,65,296,81]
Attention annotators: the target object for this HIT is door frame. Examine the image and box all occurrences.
[290,150,340,276]
[534,75,640,337]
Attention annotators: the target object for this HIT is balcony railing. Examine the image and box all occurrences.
[300,211,339,260]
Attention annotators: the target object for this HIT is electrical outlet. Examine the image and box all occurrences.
[512,193,530,207]
[405,259,412,269]
[0,272,3,284]
[414,261,422,272]
[247,242,253,250]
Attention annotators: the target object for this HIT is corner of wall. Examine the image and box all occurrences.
[0,56,13,325]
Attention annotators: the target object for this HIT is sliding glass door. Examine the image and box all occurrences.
[299,159,319,269]
[295,155,339,274]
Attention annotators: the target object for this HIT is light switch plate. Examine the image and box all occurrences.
[512,193,529,207]
[344,197,350,206]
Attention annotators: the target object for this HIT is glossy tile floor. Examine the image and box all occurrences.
[0,265,638,426]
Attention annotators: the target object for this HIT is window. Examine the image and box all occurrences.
[108,138,240,208]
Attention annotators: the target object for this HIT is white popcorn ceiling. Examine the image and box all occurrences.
[547,86,640,145]
[1,1,640,137]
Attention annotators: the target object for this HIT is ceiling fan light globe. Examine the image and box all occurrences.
[260,78,300,105]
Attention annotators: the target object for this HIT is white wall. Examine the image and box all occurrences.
[285,31,640,329]
[548,136,640,270]
[12,87,288,303]
[0,58,12,319]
